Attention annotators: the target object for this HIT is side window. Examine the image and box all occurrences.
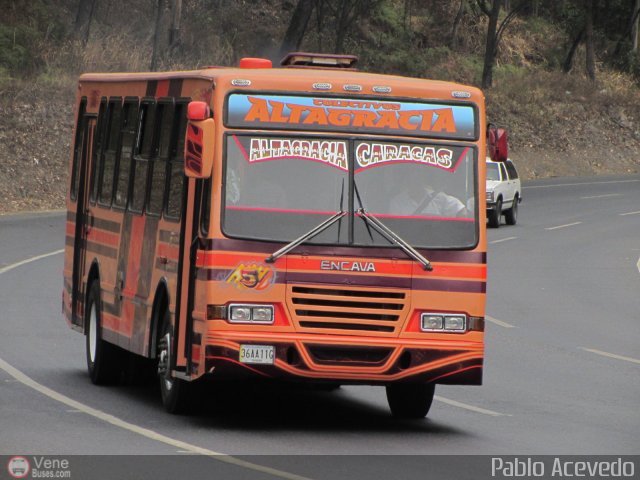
[499,163,508,182]
[113,98,139,209]
[70,97,87,202]
[90,98,108,204]
[165,100,189,221]
[98,98,122,206]
[130,99,156,213]
[147,100,174,216]
[506,161,519,179]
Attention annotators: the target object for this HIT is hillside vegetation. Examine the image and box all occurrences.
[1,0,638,213]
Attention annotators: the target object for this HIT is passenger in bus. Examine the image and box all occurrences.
[390,174,468,218]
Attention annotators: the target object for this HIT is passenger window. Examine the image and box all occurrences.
[130,100,155,213]
[499,164,508,181]
[70,98,87,202]
[507,162,518,179]
[147,101,174,216]
[98,99,123,206]
[113,98,139,209]
[90,98,108,204]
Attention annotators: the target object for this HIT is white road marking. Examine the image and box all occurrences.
[434,395,510,417]
[485,315,516,328]
[545,222,582,231]
[0,356,313,480]
[580,348,640,365]
[580,193,622,200]
[524,179,640,189]
[0,249,64,275]
[620,211,640,216]
[637,257,640,274]
[489,236,517,245]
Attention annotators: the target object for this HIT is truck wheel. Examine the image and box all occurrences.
[85,281,123,385]
[505,195,518,225]
[157,309,190,413]
[386,383,435,419]
[488,198,502,228]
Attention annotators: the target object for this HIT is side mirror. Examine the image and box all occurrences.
[184,101,215,178]
[487,124,509,162]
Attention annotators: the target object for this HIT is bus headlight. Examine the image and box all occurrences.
[229,304,274,324]
[444,315,466,331]
[421,313,467,333]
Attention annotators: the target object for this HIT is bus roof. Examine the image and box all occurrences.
[78,66,485,103]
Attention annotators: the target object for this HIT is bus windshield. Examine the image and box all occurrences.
[223,134,477,249]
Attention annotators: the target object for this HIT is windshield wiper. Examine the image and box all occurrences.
[265,210,347,264]
[357,207,433,271]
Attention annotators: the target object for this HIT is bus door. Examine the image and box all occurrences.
[172,177,206,375]
[71,107,96,329]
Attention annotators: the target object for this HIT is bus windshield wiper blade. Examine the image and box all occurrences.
[357,208,433,271]
[265,211,347,264]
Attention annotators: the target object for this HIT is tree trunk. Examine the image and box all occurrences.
[150,0,168,71]
[169,0,182,49]
[335,0,351,54]
[585,0,596,81]
[74,0,98,45]
[481,0,501,89]
[632,0,640,52]
[563,28,584,73]
[278,0,315,60]
[450,0,466,49]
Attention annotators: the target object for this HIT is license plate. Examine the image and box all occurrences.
[239,345,275,365]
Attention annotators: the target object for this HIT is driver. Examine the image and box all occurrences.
[390,174,467,218]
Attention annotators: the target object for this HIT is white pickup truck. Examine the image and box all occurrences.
[486,158,521,228]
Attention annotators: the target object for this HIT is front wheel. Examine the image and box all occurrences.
[505,195,519,225]
[488,198,502,228]
[157,309,190,413]
[85,281,123,384]
[386,383,435,419]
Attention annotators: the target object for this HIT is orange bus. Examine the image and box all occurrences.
[63,53,508,417]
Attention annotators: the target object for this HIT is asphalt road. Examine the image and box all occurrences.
[1,175,638,478]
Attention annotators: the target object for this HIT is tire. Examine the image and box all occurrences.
[85,281,123,385]
[505,194,519,225]
[488,198,502,228]
[386,383,435,419]
[157,309,190,414]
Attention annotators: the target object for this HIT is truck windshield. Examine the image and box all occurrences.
[223,134,477,249]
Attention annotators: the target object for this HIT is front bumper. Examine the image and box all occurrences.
[200,331,483,385]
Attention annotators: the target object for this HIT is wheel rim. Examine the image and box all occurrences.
[158,332,173,392]
[89,303,97,363]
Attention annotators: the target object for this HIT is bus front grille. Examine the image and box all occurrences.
[288,285,408,335]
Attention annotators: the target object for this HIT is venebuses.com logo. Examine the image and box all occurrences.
[6,456,71,478]
[7,457,30,479]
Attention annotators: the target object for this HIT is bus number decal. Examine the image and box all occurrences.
[226,263,274,290]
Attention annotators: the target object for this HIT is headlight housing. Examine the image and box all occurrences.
[486,190,495,202]
[421,313,467,333]
[229,304,274,324]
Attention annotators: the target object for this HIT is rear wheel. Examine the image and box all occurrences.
[488,198,502,228]
[386,383,435,419]
[157,309,190,413]
[505,195,519,225]
[85,281,123,384]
